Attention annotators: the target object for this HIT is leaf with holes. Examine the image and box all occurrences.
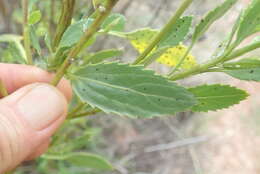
[192,0,237,44]
[70,63,197,118]
[188,84,248,112]
[158,16,192,48]
[223,58,260,81]
[236,0,260,43]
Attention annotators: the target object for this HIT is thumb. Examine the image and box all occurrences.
[0,83,68,173]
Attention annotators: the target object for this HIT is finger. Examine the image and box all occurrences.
[0,63,72,100]
[25,140,50,161]
[0,83,68,173]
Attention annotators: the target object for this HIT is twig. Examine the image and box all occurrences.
[163,119,204,174]
[145,135,208,152]
[69,108,100,119]
[22,0,33,65]
[169,41,260,80]
[51,0,119,86]
[68,102,87,118]
[52,0,76,51]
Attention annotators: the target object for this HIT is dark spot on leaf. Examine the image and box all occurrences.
[158,98,161,102]
[201,19,205,23]
[82,88,86,92]
[143,87,147,91]
[250,70,254,73]
[95,68,99,71]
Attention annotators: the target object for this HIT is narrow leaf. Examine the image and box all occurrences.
[66,153,113,170]
[192,0,237,44]
[71,63,196,118]
[188,84,248,112]
[101,13,126,32]
[236,0,260,42]
[86,49,123,64]
[158,16,193,48]
[43,152,113,170]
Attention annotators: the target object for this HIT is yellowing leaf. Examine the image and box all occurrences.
[157,44,197,69]
[126,28,158,53]
[125,29,196,69]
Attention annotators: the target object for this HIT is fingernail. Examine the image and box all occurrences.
[17,84,66,130]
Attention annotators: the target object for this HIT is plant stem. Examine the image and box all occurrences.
[224,41,260,62]
[0,79,8,97]
[133,0,193,65]
[169,43,238,81]
[22,0,33,65]
[52,0,76,51]
[68,102,87,118]
[51,0,119,86]
[70,108,100,119]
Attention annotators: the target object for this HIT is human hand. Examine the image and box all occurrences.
[0,64,72,173]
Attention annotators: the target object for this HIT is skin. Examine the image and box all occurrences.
[0,64,72,173]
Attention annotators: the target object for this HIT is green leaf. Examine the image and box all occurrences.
[101,13,126,32]
[158,16,193,48]
[70,63,196,118]
[0,34,27,62]
[192,0,237,44]
[30,26,41,55]
[188,84,248,112]
[223,58,260,81]
[59,18,94,49]
[66,153,113,170]
[1,43,26,64]
[44,32,52,53]
[43,152,113,170]
[236,0,260,43]
[85,49,123,64]
[28,10,42,25]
